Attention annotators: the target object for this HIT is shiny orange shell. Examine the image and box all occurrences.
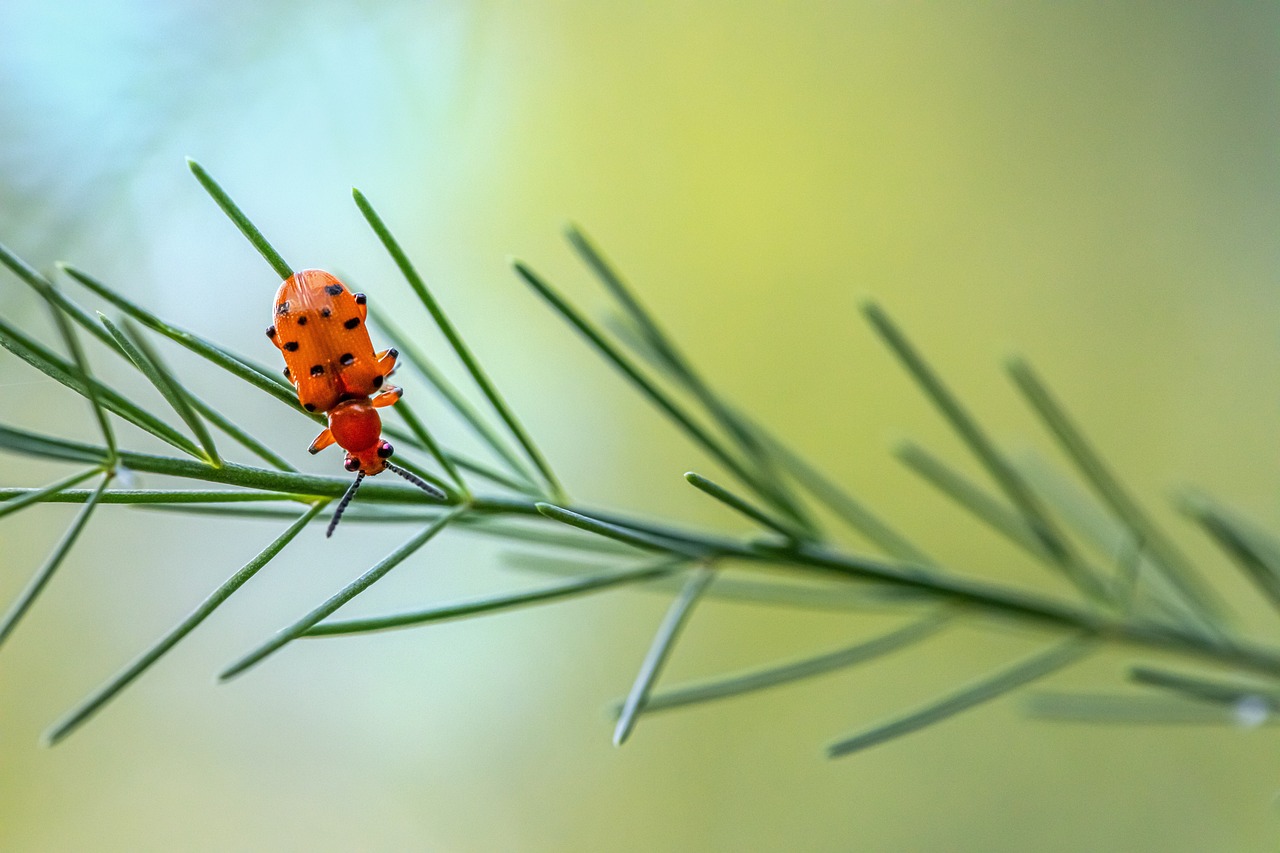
[265,269,387,413]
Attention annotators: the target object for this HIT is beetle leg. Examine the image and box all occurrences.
[371,385,403,408]
[374,348,399,377]
[308,427,337,454]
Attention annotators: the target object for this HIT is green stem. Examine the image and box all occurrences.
[0,489,309,504]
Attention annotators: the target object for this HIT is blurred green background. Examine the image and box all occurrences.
[2,2,1278,850]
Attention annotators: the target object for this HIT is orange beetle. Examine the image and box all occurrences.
[266,269,443,535]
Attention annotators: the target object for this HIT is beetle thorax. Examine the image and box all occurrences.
[328,399,381,453]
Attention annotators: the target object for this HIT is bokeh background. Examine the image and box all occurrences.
[2,2,1279,850]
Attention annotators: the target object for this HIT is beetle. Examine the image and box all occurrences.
[265,269,444,535]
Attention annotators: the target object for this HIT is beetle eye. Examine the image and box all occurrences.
[377,441,394,458]
[344,456,361,472]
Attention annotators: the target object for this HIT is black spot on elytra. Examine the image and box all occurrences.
[297,315,308,326]
[339,353,354,366]
[265,325,276,338]
[325,284,343,296]
[373,374,384,389]
[283,341,299,352]
[276,301,290,315]
[320,306,331,318]
[283,367,292,379]
[310,364,325,377]
[344,317,360,330]
[354,293,367,305]
[304,403,316,412]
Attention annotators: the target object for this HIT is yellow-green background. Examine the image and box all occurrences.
[2,3,1278,850]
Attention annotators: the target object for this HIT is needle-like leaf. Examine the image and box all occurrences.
[186,394,295,471]
[188,159,293,280]
[0,423,107,465]
[0,473,111,648]
[1179,494,1280,615]
[568,225,816,535]
[569,506,744,553]
[0,318,203,458]
[0,242,121,353]
[827,637,1092,758]
[393,403,467,497]
[863,303,1105,601]
[623,611,950,716]
[609,315,928,564]
[614,564,716,745]
[370,305,540,490]
[1025,692,1266,725]
[138,510,623,554]
[1007,357,1223,620]
[535,503,708,557]
[1014,452,1207,628]
[1129,665,1280,710]
[684,470,804,541]
[305,557,685,636]
[219,507,464,679]
[0,467,100,520]
[514,260,802,528]
[101,316,221,466]
[8,258,120,464]
[750,428,933,564]
[59,264,308,416]
[897,441,1060,561]
[44,503,324,744]
[354,189,563,500]
[138,505,436,524]
[4,254,295,472]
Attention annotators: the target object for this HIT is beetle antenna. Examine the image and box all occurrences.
[326,472,365,538]
[385,462,447,500]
